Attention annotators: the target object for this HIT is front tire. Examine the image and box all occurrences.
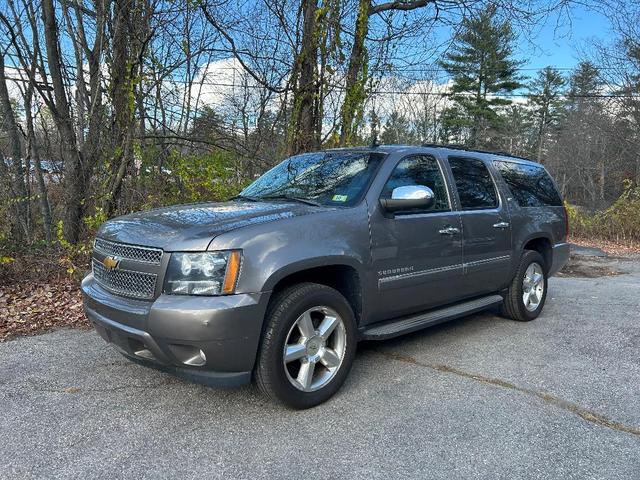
[254,282,357,409]
[501,250,548,322]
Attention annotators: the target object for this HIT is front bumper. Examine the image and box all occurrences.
[81,274,269,387]
[549,242,570,277]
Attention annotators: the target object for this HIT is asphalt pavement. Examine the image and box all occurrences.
[1,255,639,479]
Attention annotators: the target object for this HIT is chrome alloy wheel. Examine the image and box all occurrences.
[283,306,347,392]
[523,262,545,312]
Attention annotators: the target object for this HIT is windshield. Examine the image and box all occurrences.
[240,151,385,207]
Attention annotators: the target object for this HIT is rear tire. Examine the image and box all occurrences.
[254,282,357,409]
[501,250,548,322]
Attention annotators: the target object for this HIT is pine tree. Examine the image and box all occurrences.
[438,6,523,148]
[380,110,415,144]
[366,108,381,145]
[568,61,600,110]
[528,66,566,160]
[438,106,466,144]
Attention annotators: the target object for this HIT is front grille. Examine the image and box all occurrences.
[94,238,163,265]
[92,259,157,300]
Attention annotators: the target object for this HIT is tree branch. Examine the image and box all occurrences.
[370,0,435,15]
[200,4,286,94]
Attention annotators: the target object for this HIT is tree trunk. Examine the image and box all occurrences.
[536,105,547,161]
[338,0,432,146]
[472,59,485,148]
[81,0,107,193]
[288,0,319,155]
[599,154,605,203]
[104,0,148,217]
[24,78,53,242]
[339,0,370,146]
[0,52,29,241]
[42,0,85,243]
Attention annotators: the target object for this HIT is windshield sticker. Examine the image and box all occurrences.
[332,194,348,202]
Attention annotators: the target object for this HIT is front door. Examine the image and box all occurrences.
[369,154,464,323]
[447,156,512,296]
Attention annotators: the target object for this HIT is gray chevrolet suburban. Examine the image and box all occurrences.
[82,144,570,408]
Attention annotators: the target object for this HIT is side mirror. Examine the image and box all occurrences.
[380,185,435,212]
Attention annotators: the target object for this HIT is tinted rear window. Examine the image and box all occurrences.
[494,161,562,207]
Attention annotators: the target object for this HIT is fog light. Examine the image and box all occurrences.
[168,344,207,367]
[184,349,207,367]
[134,348,154,360]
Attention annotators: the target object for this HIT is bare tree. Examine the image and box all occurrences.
[22,60,53,242]
[41,0,88,242]
[103,0,152,216]
[528,66,566,161]
[339,0,436,146]
[0,50,29,240]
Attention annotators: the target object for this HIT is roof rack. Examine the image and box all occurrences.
[421,142,467,150]
[420,143,535,162]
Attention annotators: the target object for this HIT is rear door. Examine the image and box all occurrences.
[447,156,512,296]
[493,159,567,242]
[368,154,464,322]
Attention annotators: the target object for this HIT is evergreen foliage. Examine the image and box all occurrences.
[438,7,523,147]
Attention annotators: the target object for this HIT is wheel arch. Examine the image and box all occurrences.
[264,259,364,326]
[521,236,553,272]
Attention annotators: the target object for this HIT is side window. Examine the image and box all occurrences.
[494,160,563,207]
[448,157,498,210]
[381,155,450,213]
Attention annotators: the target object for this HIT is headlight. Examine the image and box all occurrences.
[164,251,242,296]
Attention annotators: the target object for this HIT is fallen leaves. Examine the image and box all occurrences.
[0,279,89,342]
[570,236,640,257]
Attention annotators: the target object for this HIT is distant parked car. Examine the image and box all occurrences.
[3,157,63,184]
[82,144,569,408]
[38,159,64,175]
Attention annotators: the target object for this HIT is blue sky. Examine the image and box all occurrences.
[395,3,616,85]
[515,4,612,71]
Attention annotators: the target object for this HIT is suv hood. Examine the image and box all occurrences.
[97,200,331,251]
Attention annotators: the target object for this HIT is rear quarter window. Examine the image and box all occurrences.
[494,160,563,207]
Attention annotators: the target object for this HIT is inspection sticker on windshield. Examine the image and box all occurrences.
[332,194,348,202]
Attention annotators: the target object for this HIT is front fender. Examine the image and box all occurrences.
[261,256,364,291]
[206,205,372,295]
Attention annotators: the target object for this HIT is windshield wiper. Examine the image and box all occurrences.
[261,195,322,207]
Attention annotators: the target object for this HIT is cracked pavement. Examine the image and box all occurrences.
[1,256,639,479]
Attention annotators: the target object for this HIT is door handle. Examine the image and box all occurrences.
[438,226,460,235]
[493,221,510,229]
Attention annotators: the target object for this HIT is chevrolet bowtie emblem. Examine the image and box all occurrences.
[102,256,120,270]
